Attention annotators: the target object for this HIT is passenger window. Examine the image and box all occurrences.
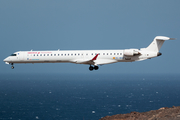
[117,53,119,55]
[92,53,93,55]
[71,54,73,56]
[120,53,122,55]
[65,54,66,56]
[54,54,56,56]
[103,53,105,55]
[44,54,45,56]
[110,53,112,55]
[47,54,49,56]
[114,53,116,55]
[75,54,76,56]
[61,54,63,56]
[107,53,108,55]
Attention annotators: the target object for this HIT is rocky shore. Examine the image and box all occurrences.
[100,106,180,120]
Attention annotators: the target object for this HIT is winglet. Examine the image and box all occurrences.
[92,54,99,60]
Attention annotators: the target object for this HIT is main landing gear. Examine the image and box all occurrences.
[11,63,14,69]
[89,65,99,71]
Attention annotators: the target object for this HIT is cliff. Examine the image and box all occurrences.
[99,106,180,120]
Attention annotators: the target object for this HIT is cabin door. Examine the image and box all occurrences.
[19,52,24,61]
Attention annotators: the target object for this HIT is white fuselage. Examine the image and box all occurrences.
[3,49,157,65]
[4,36,173,70]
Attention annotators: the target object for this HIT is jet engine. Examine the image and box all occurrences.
[124,49,140,56]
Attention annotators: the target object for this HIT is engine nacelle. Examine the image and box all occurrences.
[124,49,140,56]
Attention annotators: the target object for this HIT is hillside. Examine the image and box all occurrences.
[100,106,180,120]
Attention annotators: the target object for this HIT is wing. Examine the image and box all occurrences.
[71,54,118,65]
[71,54,99,65]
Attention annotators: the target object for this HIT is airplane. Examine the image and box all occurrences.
[3,36,175,71]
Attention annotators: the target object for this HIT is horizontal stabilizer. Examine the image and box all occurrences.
[156,36,176,41]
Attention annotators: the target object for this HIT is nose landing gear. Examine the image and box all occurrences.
[11,63,14,69]
[89,65,99,71]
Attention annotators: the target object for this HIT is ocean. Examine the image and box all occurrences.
[0,73,180,120]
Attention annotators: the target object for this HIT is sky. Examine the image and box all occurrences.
[0,0,180,74]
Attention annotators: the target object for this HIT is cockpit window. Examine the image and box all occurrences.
[11,54,17,56]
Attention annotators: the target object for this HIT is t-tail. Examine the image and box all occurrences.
[145,36,175,54]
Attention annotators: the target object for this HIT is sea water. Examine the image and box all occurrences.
[0,73,180,120]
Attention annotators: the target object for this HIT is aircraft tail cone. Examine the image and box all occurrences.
[157,52,162,56]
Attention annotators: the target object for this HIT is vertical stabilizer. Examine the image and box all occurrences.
[145,36,174,52]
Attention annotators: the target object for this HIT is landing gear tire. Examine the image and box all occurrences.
[89,66,94,71]
[94,66,99,70]
[11,66,14,69]
[89,65,99,71]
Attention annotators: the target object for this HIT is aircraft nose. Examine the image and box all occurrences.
[3,57,9,62]
[3,58,7,62]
